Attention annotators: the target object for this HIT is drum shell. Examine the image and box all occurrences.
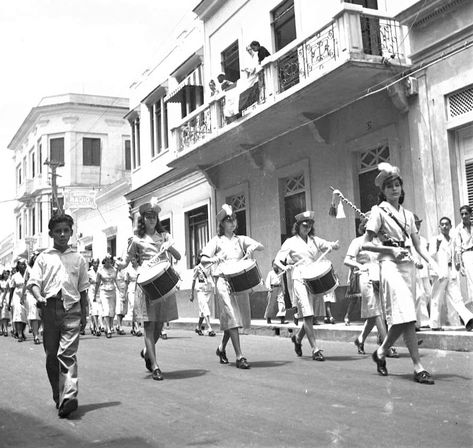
[138,263,179,301]
[222,260,262,293]
[302,262,338,295]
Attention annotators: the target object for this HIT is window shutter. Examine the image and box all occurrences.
[466,160,473,208]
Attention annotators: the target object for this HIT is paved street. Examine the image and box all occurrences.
[1,328,472,448]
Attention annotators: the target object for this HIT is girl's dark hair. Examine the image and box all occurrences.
[378,178,405,205]
[460,204,472,214]
[292,221,315,237]
[217,217,237,237]
[16,260,26,272]
[136,215,165,237]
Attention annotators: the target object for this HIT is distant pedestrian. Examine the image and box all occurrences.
[0,270,11,336]
[264,260,287,324]
[115,258,128,335]
[28,213,89,418]
[8,259,28,342]
[190,255,215,336]
[94,254,118,339]
[125,257,141,336]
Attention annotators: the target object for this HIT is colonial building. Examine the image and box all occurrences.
[8,93,131,259]
[126,0,421,318]
[0,234,14,271]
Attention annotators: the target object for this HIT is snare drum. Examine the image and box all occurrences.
[137,261,179,301]
[301,260,338,295]
[220,259,262,293]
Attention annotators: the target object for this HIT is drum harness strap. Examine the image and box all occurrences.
[378,206,410,248]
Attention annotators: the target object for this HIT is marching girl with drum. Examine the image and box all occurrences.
[121,200,181,381]
[275,211,339,361]
[200,204,263,369]
[362,163,441,384]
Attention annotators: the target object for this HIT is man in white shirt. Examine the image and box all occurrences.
[454,205,473,305]
[430,217,473,331]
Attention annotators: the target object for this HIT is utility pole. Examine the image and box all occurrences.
[44,159,64,215]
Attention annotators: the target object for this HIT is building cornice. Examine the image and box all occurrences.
[396,0,467,28]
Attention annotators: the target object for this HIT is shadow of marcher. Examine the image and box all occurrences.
[238,360,292,368]
[69,401,121,420]
[149,368,208,380]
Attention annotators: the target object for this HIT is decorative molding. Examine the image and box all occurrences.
[62,116,79,124]
[105,118,125,127]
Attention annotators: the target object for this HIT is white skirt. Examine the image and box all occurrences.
[380,260,416,325]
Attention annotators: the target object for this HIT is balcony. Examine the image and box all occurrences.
[169,5,409,170]
[16,174,47,203]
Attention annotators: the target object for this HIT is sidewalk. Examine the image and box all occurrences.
[166,318,473,352]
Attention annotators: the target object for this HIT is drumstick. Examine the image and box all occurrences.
[314,241,338,264]
[277,259,304,278]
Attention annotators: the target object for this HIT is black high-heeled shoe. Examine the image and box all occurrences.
[354,338,365,354]
[195,328,203,336]
[291,335,303,357]
[140,349,153,372]
[372,350,388,376]
[312,350,325,361]
[152,368,164,381]
[216,347,229,364]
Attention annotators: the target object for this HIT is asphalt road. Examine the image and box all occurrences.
[0,328,472,448]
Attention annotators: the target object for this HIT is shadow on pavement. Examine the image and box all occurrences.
[394,372,472,382]
[149,368,209,380]
[239,360,292,368]
[69,401,121,420]
[0,408,158,448]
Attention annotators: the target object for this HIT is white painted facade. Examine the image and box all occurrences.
[8,93,131,259]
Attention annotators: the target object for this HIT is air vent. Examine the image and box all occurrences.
[448,86,473,118]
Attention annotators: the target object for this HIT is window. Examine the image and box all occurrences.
[186,205,209,269]
[161,218,171,233]
[17,216,22,240]
[37,140,43,174]
[345,0,378,8]
[31,206,36,236]
[131,118,141,169]
[50,137,65,164]
[17,165,22,186]
[83,137,101,166]
[150,99,169,153]
[226,193,247,236]
[457,125,473,209]
[30,150,35,178]
[272,0,296,52]
[124,139,131,170]
[282,173,306,240]
[221,41,240,83]
[107,236,116,257]
[39,202,43,232]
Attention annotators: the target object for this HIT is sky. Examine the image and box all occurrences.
[0,0,197,241]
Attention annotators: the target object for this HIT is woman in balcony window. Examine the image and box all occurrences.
[120,200,181,381]
[201,205,264,369]
[275,211,339,361]
[94,255,118,339]
[362,163,442,384]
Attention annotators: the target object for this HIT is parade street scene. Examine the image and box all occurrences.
[0,1,472,447]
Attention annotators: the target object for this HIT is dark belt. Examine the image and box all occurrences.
[47,291,62,301]
[463,247,473,252]
[382,240,406,248]
[270,284,281,288]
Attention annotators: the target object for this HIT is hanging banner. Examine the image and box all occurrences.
[64,188,97,209]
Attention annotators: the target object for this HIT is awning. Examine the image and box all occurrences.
[165,65,203,103]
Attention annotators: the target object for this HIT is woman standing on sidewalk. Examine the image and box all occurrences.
[362,163,441,384]
[94,255,118,339]
[88,259,102,336]
[121,200,181,381]
[275,211,339,361]
[201,204,264,369]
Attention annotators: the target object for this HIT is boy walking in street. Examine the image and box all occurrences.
[28,214,89,418]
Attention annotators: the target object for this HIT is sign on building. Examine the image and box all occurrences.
[64,188,97,209]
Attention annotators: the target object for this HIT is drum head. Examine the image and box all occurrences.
[301,259,331,280]
[220,259,256,276]
[138,261,170,284]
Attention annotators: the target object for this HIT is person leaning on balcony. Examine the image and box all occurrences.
[249,41,270,63]
[200,204,264,370]
[361,163,442,384]
[217,73,235,91]
[275,211,339,362]
[454,205,473,306]
[118,200,181,381]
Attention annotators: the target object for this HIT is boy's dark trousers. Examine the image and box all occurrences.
[41,292,81,408]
